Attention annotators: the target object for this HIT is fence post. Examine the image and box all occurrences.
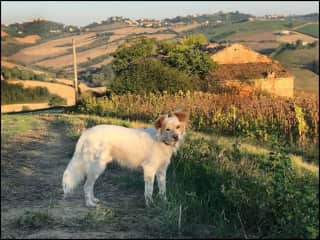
[72,38,78,105]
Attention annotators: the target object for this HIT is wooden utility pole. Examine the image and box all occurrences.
[72,38,78,105]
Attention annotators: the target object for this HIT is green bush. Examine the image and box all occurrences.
[110,58,200,94]
[48,94,67,106]
[109,36,215,94]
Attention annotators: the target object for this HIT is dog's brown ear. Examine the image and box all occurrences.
[172,111,189,123]
[155,114,167,130]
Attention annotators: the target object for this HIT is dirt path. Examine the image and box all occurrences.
[1,116,175,238]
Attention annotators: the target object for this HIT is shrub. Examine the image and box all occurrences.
[110,58,200,94]
[48,94,67,106]
[109,36,216,94]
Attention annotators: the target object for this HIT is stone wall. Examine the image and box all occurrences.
[253,77,294,98]
[223,76,294,98]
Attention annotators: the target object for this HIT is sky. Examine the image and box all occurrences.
[1,1,319,26]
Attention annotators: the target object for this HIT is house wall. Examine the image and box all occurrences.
[253,76,294,98]
[223,76,294,98]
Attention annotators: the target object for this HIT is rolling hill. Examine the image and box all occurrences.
[2,12,318,94]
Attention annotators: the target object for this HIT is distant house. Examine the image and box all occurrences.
[209,44,294,97]
[274,30,292,36]
[49,29,61,33]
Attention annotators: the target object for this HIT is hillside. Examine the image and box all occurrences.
[1,20,80,57]
[1,61,107,112]
[2,12,318,91]
[272,45,319,94]
[2,19,80,39]
[295,23,319,37]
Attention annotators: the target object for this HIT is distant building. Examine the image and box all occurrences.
[280,30,291,35]
[49,29,61,33]
[209,44,294,97]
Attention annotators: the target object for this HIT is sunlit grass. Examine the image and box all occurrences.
[1,114,42,143]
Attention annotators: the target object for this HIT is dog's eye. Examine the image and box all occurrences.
[166,128,170,131]
[176,125,180,129]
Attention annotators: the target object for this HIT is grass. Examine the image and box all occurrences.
[273,46,319,93]
[2,113,318,238]
[51,113,318,238]
[78,205,115,228]
[273,46,319,67]
[15,210,55,230]
[291,67,319,92]
[295,23,319,38]
[1,114,42,143]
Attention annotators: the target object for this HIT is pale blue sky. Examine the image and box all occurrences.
[1,1,319,26]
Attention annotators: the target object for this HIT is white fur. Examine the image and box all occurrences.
[62,113,187,207]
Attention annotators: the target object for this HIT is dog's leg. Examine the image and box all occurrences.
[84,161,107,207]
[143,166,156,207]
[156,164,169,201]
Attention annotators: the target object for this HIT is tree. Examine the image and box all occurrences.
[180,33,209,47]
[110,58,199,94]
[109,35,216,94]
[112,37,158,74]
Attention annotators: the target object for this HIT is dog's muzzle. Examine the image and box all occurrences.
[173,134,179,142]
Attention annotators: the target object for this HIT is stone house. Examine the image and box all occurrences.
[209,44,294,97]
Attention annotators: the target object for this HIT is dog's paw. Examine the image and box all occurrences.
[145,199,154,208]
[92,197,100,203]
[160,194,167,202]
[85,200,97,207]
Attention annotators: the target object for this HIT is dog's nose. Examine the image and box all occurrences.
[173,134,179,141]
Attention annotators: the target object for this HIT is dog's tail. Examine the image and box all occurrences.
[62,136,86,198]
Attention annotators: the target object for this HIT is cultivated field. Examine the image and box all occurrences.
[1,103,49,113]
[107,26,167,42]
[8,33,96,64]
[170,22,203,33]
[7,80,75,105]
[295,23,319,38]
[225,29,317,44]
[270,43,319,94]
[7,25,176,71]
[14,35,41,44]
[36,43,120,69]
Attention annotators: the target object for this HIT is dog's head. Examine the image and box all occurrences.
[155,110,189,147]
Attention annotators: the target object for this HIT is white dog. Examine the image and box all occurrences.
[62,111,188,207]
